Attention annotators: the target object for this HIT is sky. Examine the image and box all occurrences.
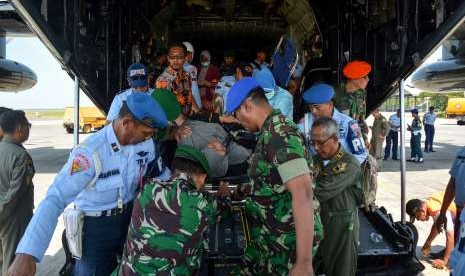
[0,37,94,109]
[0,37,443,109]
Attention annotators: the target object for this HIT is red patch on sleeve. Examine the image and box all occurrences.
[70,153,91,175]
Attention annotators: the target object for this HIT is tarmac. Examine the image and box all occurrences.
[18,115,464,275]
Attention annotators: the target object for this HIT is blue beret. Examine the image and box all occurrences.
[126,93,168,128]
[411,108,419,114]
[127,63,148,88]
[302,84,335,104]
[226,77,260,114]
[253,67,276,92]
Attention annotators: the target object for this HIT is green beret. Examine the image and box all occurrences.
[175,145,211,177]
[151,88,181,121]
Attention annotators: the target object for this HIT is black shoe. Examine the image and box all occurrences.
[383,157,388,161]
[424,150,429,153]
[407,158,416,162]
[417,158,424,163]
[430,150,436,152]
[392,158,399,160]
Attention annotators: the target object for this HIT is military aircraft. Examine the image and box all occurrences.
[0,2,37,92]
[9,0,465,274]
[410,38,465,92]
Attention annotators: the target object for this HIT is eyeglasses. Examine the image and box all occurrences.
[168,55,185,60]
[309,135,334,147]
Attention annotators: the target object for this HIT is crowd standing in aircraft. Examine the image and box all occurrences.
[3,0,465,275]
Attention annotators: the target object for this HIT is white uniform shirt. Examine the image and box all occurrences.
[16,125,169,261]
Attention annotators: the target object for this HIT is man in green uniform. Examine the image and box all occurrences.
[115,145,230,275]
[311,117,363,276]
[334,60,372,146]
[369,109,390,167]
[0,107,12,141]
[226,77,322,275]
[0,110,35,275]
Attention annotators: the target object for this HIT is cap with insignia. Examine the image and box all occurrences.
[151,88,181,121]
[226,77,260,114]
[175,145,211,176]
[343,60,372,79]
[302,83,335,104]
[127,63,148,88]
[126,93,168,128]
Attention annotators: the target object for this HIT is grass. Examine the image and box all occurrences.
[25,109,64,120]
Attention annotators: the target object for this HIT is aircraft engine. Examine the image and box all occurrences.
[0,59,37,92]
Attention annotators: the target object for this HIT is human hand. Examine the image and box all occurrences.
[208,139,226,155]
[174,126,192,143]
[7,254,36,276]
[421,244,431,257]
[289,261,313,276]
[431,258,446,269]
[217,181,231,197]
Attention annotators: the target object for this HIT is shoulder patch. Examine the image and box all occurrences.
[70,153,91,175]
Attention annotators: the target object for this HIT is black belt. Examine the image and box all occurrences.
[85,202,132,217]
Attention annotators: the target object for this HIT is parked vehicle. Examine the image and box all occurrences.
[63,107,106,134]
[446,98,465,125]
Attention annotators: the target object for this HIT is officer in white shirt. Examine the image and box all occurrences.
[384,109,401,160]
[423,106,437,152]
[106,63,153,122]
[7,93,168,276]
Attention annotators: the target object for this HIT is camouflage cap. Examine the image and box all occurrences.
[151,88,181,121]
[175,145,211,176]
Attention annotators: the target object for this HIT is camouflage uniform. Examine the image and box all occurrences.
[313,146,363,276]
[334,84,369,138]
[155,67,196,113]
[115,173,228,276]
[233,109,323,275]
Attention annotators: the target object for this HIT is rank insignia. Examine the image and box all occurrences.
[332,162,348,174]
[111,143,119,152]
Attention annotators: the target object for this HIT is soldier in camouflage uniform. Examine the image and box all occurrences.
[115,145,230,276]
[226,77,323,276]
[333,60,372,145]
[311,117,363,276]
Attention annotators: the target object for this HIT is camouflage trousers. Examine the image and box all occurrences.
[230,240,294,275]
[231,213,323,276]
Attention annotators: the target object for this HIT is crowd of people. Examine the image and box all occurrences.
[0,40,463,276]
